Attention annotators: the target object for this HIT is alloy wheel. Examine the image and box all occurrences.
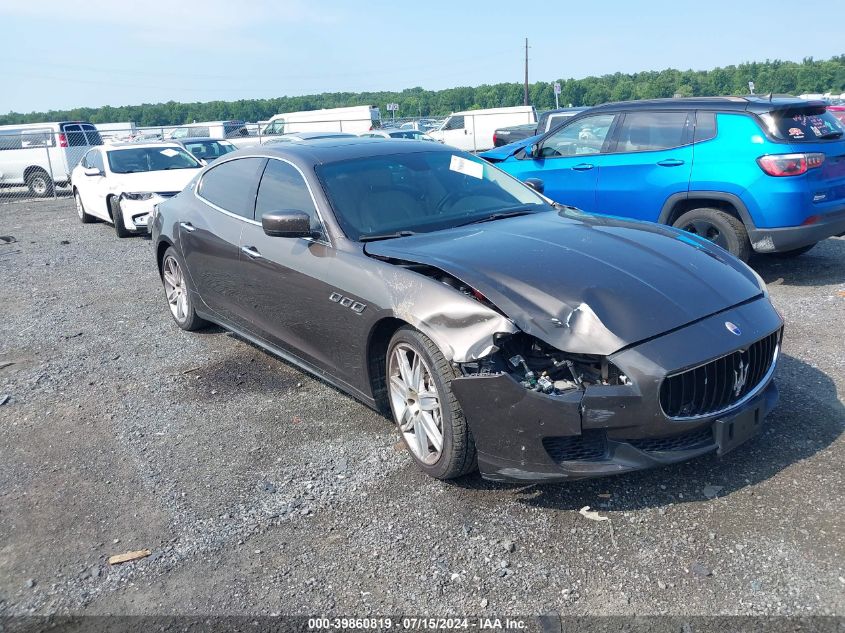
[681,219,728,250]
[388,343,444,465]
[31,177,47,196]
[162,255,188,323]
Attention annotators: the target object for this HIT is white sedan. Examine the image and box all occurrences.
[71,143,203,237]
[358,129,438,142]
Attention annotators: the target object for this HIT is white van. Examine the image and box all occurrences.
[262,106,381,136]
[170,120,251,140]
[428,106,537,152]
[0,121,103,197]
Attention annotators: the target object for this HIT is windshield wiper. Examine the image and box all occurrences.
[456,207,536,228]
[818,131,843,139]
[359,230,417,242]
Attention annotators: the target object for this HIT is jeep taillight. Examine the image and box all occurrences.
[757,152,825,176]
[58,133,68,148]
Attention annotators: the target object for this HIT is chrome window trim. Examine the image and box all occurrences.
[194,154,332,246]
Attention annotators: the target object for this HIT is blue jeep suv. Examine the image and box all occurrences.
[481,97,845,261]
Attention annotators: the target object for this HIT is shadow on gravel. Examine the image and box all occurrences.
[751,238,844,287]
[449,353,843,510]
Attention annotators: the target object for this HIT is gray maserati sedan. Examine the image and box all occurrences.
[149,138,783,483]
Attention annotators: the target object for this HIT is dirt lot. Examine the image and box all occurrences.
[0,199,843,618]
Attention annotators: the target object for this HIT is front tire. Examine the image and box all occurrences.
[109,196,133,238]
[386,326,477,480]
[161,247,208,331]
[74,190,94,224]
[673,207,752,262]
[26,170,54,197]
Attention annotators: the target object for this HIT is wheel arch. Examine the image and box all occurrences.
[106,193,117,220]
[366,316,410,414]
[23,165,50,181]
[659,191,756,229]
[156,238,175,277]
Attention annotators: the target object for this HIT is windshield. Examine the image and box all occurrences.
[762,106,845,141]
[316,150,551,240]
[184,140,236,161]
[107,146,202,174]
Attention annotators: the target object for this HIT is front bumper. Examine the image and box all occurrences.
[748,206,845,253]
[451,296,783,483]
[119,195,164,232]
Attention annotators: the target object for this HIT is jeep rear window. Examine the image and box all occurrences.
[763,106,844,141]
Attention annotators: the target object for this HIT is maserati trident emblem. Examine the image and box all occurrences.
[725,321,741,336]
[733,358,749,397]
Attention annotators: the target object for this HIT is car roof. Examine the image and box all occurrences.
[584,95,827,114]
[106,142,184,150]
[230,137,455,167]
[176,137,230,143]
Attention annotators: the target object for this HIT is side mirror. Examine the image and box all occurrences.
[261,210,314,238]
[83,167,103,177]
[524,178,545,194]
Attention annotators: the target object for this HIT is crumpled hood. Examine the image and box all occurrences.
[108,168,202,194]
[365,211,764,355]
[478,134,542,162]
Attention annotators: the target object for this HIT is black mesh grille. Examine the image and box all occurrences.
[660,330,779,419]
[543,431,607,463]
[156,191,179,198]
[627,426,714,453]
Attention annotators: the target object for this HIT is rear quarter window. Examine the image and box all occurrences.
[197,157,266,219]
[763,106,845,141]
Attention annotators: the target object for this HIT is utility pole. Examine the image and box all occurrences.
[523,38,529,106]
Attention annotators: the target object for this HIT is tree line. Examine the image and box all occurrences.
[3,56,844,127]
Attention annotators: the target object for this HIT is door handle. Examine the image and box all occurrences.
[241,245,262,260]
[657,158,685,167]
[179,222,196,232]
[572,163,594,171]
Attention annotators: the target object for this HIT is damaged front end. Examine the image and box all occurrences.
[451,331,646,482]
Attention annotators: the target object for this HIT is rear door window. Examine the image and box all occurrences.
[197,157,267,220]
[615,111,692,153]
[81,124,103,146]
[764,106,844,141]
[62,124,88,147]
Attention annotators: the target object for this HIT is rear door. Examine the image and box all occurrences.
[183,156,267,325]
[504,112,618,211]
[59,123,94,178]
[596,110,693,221]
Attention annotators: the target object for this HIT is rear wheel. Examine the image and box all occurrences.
[109,196,132,238]
[768,243,817,258]
[673,207,752,262]
[386,326,477,480]
[26,170,53,197]
[74,190,94,224]
[161,247,207,331]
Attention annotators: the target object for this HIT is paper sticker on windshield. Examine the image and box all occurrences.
[450,155,483,179]
[160,148,179,157]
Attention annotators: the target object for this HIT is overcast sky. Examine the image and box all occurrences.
[2,0,843,114]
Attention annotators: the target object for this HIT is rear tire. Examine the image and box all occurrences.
[26,170,54,197]
[109,196,132,238]
[386,326,477,480]
[673,207,752,262]
[768,243,817,258]
[161,247,208,331]
[74,190,94,224]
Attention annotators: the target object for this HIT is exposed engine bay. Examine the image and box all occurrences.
[459,332,631,395]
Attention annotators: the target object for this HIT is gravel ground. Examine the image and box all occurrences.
[0,199,843,618]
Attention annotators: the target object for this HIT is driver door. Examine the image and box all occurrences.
[508,113,618,211]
